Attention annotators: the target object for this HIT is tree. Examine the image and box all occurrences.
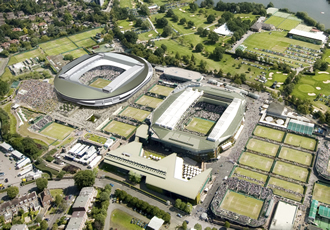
[7,186,19,199]
[36,178,48,191]
[135,18,143,27]
[212,47,224,61]
[175,199,182,209]
[189,2,198,12]
[162,25,172,37]
[267,2,274,8]
[55,195,63,207]
[103,34,113,42]
[40,220,48,230]
[156,17,168,28]
[30,37,38,47]
[172,14,179,22]
[0,80,9,96]
[207,14,215,23]
[208,31,219,43]
[40,35,49,42]
[194,223,202,230]
[197,27,204,34]
[159,5,166,13]
[140,4,150,15]
[161,44,167,52]
[64,54,74,61]
[180,18,187,25]
[52,223,58,230]
[224,221,230,228]
[187,20,194,28]
[124,31,138,44]
[166,9,174,17]
[320,62,328,71]
[74,170,95,189]
[182,221,188,230]
[195,43,204,52]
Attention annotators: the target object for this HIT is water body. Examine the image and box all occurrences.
[195,0,330,28]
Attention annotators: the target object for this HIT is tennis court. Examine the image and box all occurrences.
[231,167,268,185]
[39,37,72,50]
[89,78,111,88]
[253,126,285,142]
[246,138,279,156]
[272,161,309,182]
[45,43,78,56]
[284,133,317,150]
[313,183,330,205]
[185,117,214,135]
[103,120,136,138]
[149,85,173,96]
[120,107,151,122]
[9,49,44,65]
[136,95,163,108]
[63,48,88,59]
[278,147,313,166]
[267,177,304,202]
[239,152,274,172]
[40,123,74,140]
[75,38,97,48]
[68,28,104,42]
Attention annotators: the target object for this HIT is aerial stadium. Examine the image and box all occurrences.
[149,86,246,160]
[54,52,153,107]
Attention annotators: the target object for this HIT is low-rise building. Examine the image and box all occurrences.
[39,188,53,207]
[0,142,13,153]
[10,224,28,230]
[72,187,97,212]
[269,201,297,230]
[66,211,87,230]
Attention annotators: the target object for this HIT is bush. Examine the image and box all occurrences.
[45,155,54,162]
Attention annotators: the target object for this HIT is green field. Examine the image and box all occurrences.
[239,152,274,172]
[185,117,214,135]
[149,85,173,96]
[84,133,107,144]
[120,107,151,122]
[136,95,163,108]
[39,37,72,50]
[68,28,104,42]
[284,133,317,150]
[45,42,78,56]
[246,138,279,156]
[277,18,301,30]
[313,183,330,205]
[253,126,285,142]
[9,49,44,65]
[110,209,143,230]
[279,147,313,166]
[63,48,88,59]
[268,177,304,202]
[231,167,268,185]
[265,16,285,27]
[103,120,136,138]
[89,78,111,88]
[265,72,288,89]
[75,38,97,48]
[139,31,158,41]
[272,161,309,182]
[40,123,74,140]
[220,191,263,219]
[119,0,133,8]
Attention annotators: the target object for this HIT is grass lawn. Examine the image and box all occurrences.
[220,190,263,219]
[265,72,288,89]
[149,85,173,96]
[272,161,309,182]
[39,37,72,50]
[264,16,286,27]
[75,38,97,48]
[119,0,133,8]
[85,133,107,144]
[277,18,301,30]
[267,177,304,202]
[110,209,143,230]
[246,138,279,156]
[63,48,88,59]
[313,183,330,205]
[50,189,64,198]
[239,152,274,172]
[253,126,285,142]
[45,42,78,56]
[1,67,13,82]
[139,31,158,41]
[120,107,151,122]
[136,95,163,108]
[103,120,136,138]
[323,49,330,63]
[40,123,74,140]
[284,133,317,150]
[19,123,54,145]
[59,137,75,148]
[231,167,268,185]
[279,147,313,166]
[118,20,134,31]
[68,28,104,42]
[3,103,17,134]
[9,49,44,65]
[89,78,111,88]
[185,117,214,135]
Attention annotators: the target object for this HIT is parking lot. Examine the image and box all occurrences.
[0,151,23,187]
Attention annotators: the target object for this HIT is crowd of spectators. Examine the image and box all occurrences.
[232,173,264,185]
[194,102,226,121]
[79,66,124,86]
[268,184,303,198]
[15,80,57,113]
[30,115,52,132]
[315,140,330,180]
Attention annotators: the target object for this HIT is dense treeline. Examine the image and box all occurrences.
[214,1,267,16]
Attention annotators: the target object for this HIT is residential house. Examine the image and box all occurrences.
[45,12,53,17]
[66,211,87,230]
[12,28,22,32]
[0,14,5,26]
[72,187,97,212]
[36,12,44,18]
[38,22,48,29]
[250,22,275,32]
[31,23,38,31]
[6,12,16,20]
[1,42,10,50]
[16,11,25,18]
[29,15,36,21]
[19,35,29,42]
[9,39,20,45]
[44,17,52,23]
[39,188,53,207]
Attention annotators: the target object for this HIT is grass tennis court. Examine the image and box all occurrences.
[103,120,136,138]
[75,38,97,48]
[231,167,268,185]
[185,117,214,135]
[279,147,313,166]
[68,28,104,42]
[284,133,317,150]
[246,138,279,156]
[63,48,88,59]
[89,78,111,88]
[239,152,274,172]
[45,42,78,56]
[9,49,44,65]
[277,19,301,30]
[220,191,263,220]
[268,177,304,202]
[313,183,330,205]
[149,85,173,96]
[272,161,309,182]
[254,126,285,142]
[39,37,72,50]
[40,123,74,140]
[264,16,285,26]
[120,107,150,122]
[136,95,163,108]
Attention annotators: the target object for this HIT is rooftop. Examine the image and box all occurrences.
[289,29,327,43]
[148,216,164,230]
[270,201,297,230]
[164,67,203,81]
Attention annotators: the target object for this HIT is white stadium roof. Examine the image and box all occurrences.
[289,29,327,43]
[270,201,297,230]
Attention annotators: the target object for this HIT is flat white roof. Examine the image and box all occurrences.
[11,150,23,159]
[213,23,233,36]
[289,29,327,43]
[148,216,164,230]
[270,201,297,230]
[0,142,12,151]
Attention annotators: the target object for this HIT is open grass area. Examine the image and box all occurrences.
[136,95,163,108]
[40,123,74,140]
[149,85,173,96]
[277,18,301,30]
[246,138,279,156]
[68,28,104,42]
[120,107,151,122]
[59,137,75,147]
[253,126,285,142]
[1,67,13,82]
[284,133,317,150]
[110,209,143,230]
[279,147,313,166]
[265,72,288,89]
[119,0,133,8]
[39,37,72,50]
[117,20,134,31]
[45,42,78,56]
[8,49,44,65]
[264,16,285,27]
[75,38,97,48]
[3,103,17,134]
[185,117,214,135]
[313,183,330,205]
[231,167,268,186]
[63,48,88,59]
[220,190,263,219]
[272,161,309,182]
[103,120,136,138]
[84,133,107,144]
[267,177,304,202]
[138,31,158,41]
[18,123,54,145]
[89,78,111,88]
[239,152,274,172]
[50,189,64,198]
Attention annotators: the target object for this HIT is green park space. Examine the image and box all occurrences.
[278,147,313,166]
[75,38,97,48]
[277,18,301,30]
[313,183,330,205]
[84,133,107,144]
[149,85,173,96]
[40,123,74,140]
[265,72,288,89]
[103,120,136,138]
[272,161,309,182]
[119,0,134,8]
[136,95,163,108]
[185,117,214,135]
[63,48,88,59]
[68,28,104,42]
[110,209,143,230]
[246,138,279,156]
[284,133,317,150]
[323,49,330,63]
[253,125,285,142]
[138,31,158,41]
[220,191,263,220]
[231,167,268,186]
[144,150,166,159]
[8,49,44,65]
[117,20,134,31]
[264,16,285,27]
[45,42,78,56]
[267,177,304,202]
[19,123,54,145]
[239,152,274,172]
[120,107,151,122]
[59,137,75,148]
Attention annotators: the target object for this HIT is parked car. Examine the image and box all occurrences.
[177,213,182,218]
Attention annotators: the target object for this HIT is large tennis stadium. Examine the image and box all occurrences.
[150,86,246,160]
[54,52,153,106]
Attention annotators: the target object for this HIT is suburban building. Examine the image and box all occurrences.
[103,141,212,204]
[250,22,275,32]
[288,29,327,44]
[147,216,164,230]
[10,224,28,230]
[66,211,87,230]
[39,188,53,207]
[72,187,97,212]
[269,201,297,230]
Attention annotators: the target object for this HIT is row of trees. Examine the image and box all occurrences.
[174,199,192,214]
